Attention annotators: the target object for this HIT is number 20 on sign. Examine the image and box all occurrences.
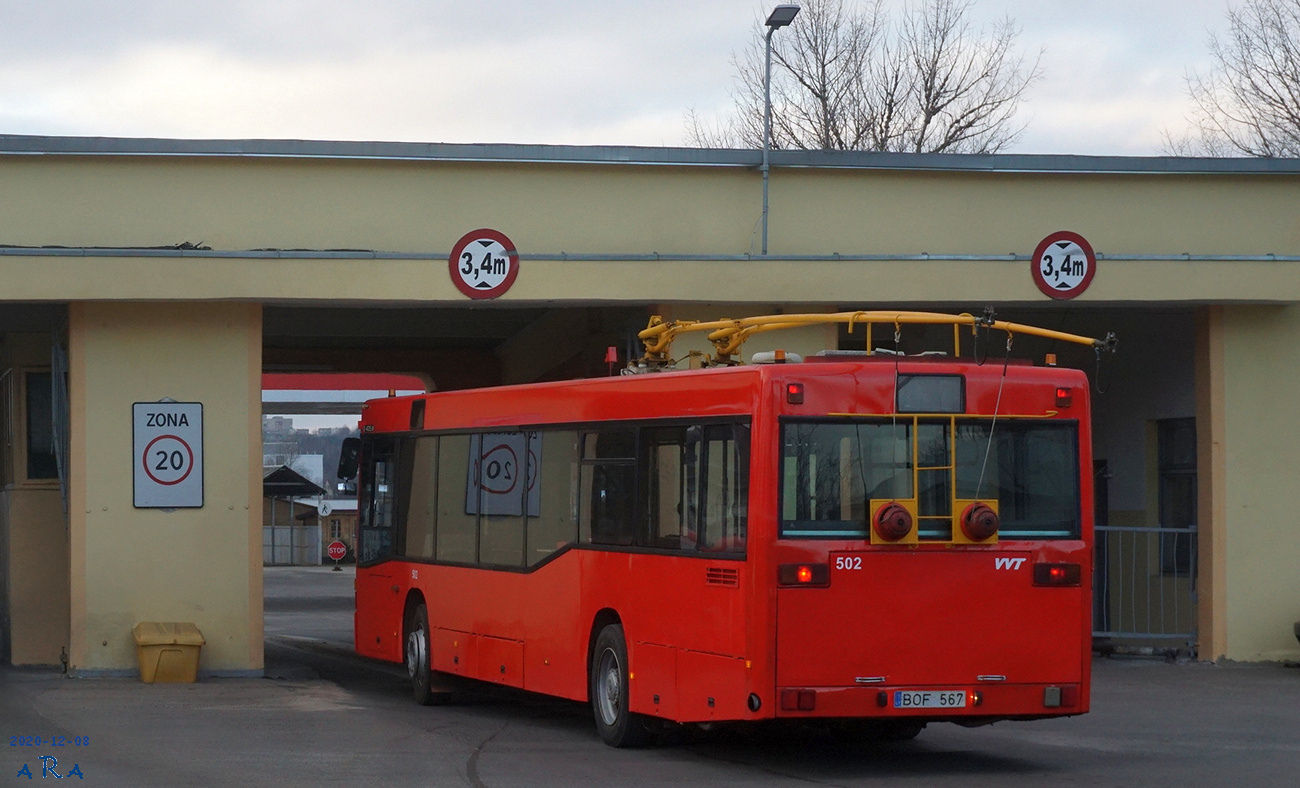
[133,401,204,508]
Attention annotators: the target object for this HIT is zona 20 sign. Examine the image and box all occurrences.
[1031,230,1096,300]
[449,229,520,300]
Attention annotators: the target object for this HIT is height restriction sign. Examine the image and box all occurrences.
[448,228,520,300]
[133,401,203,508]
[1031,230,1096,300]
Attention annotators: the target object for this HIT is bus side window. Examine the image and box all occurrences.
[401,436,438,560]
[358,438,398,565]
[580,429,637,546]
[643,426,687,550]
[437,434,478,563]
[526,431,579,566]
[476,432,526,568]
[698,424,749,552]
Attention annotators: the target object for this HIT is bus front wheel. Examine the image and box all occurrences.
[406,603,436,706]
[590,624,649,748]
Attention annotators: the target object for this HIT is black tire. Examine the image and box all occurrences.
[589,623,649,748]
[406,603,436,706]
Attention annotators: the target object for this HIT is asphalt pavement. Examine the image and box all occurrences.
[3,566,1299,787]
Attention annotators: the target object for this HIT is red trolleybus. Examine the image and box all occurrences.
[341,311,1113,747]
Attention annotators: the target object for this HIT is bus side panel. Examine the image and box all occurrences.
[628,642,677,720]
[676,651,750,723]
[578,549,749,720]
[355,565,403,663]
[417,554,589,702]
[430,627,474,676]
[519,555,588,700]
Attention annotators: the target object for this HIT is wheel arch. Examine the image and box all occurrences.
[586,608,622,700]
[402,589,428,636]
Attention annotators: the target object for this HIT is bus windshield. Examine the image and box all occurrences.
[780,418,1080,540]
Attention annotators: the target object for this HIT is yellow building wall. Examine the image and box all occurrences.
[68,302,262,674]
[0,156,1297,304]
[1219,305,1300,661]
[3,487,65,665]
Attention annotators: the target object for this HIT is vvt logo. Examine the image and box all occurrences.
[995,557,1027,570]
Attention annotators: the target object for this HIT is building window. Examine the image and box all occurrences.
[330,518,341,540]
[1158,418,1197,576]
[25,371,57,480]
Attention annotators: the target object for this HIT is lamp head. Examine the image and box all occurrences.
[766,4,801,29]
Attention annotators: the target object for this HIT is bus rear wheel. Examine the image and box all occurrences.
[406,603,436,706]
[590,623,649,748]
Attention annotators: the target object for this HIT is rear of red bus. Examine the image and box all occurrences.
[762,356,1092,729]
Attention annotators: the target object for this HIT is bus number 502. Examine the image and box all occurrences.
[834,556,862,570]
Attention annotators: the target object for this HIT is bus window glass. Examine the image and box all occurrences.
[699,424,748,552]
[527,431,579,566]
[437,434,478,563]
[358,438,398,564]
[781,421,910,537]
[643,427,687,550]
[955,421,1080,538]
[581,429,638,546]
[476,432,527,568]
[916,421,953,539]
[897,374,963,413]
[402,437,438,560]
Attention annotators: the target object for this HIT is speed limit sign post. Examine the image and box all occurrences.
[133,401,203,508]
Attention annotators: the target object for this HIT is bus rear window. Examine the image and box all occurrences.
[955,421,1080,538]
[780,419,1079,540]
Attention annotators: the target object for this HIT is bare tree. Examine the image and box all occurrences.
[1172,0,1300,157]
[687,0,1041,154]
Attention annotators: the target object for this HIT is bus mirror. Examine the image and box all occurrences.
[337,437,361,481]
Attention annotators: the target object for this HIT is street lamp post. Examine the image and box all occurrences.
[761,4,800,256]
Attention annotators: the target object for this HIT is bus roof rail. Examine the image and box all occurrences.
[634,308,1117,370]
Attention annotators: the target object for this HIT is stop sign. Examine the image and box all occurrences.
[326,541,347,561]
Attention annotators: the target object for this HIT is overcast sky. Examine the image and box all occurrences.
[0,1,1238,155]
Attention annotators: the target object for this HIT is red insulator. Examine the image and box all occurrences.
[961,502,1000,541]
[873,502,913,542]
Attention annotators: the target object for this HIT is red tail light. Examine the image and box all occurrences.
[786,382,804,404]
[778,563,829,587]
[1055,387,1073,407]
[1033,562,1081,587]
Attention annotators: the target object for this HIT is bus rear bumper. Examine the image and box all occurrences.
[772,683,1087,720]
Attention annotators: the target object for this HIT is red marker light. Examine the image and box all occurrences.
[786,382,804,404]
[778,563,829,587]
[1055,387,1073,408]
[1033,562,1082,587]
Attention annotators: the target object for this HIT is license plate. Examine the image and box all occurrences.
[892,690,967,709]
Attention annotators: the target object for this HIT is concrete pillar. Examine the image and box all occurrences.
[1210,305,1300,661]
[68,302,263,675]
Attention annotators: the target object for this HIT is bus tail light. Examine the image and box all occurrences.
[1033,562,1081,587]
[778,563,829,587]
[786,382,804,404]
[780,689,817,711]
[1055,387,1073,408]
